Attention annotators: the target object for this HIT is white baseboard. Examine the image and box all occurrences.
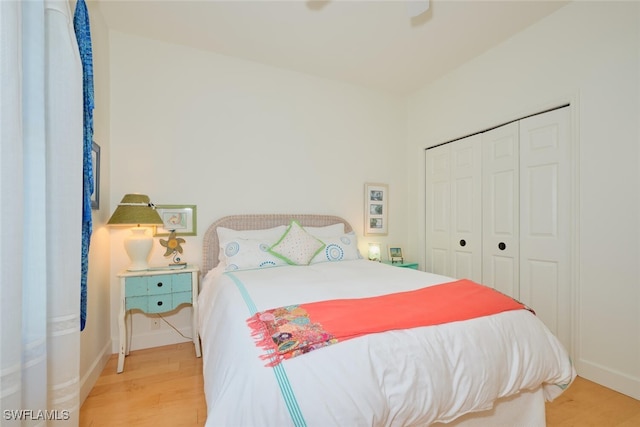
[80,339,112,405]
[577,359,640,400]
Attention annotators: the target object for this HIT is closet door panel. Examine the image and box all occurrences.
[519,107,571,348]
[524,259,559,331]
[482,122,520,298]
[425,135,482,280]
[451,135,482,282]
[490,256,517,295]
[425,145,451,276]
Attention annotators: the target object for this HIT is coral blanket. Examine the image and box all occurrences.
[247,279,531,366]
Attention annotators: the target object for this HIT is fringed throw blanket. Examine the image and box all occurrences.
[247,279,532,366]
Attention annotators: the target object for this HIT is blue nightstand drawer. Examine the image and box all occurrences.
[126,296,148,311]
[172,273,191,292]
[148,275,172,295]
[173,291,192,307]
[125,275,176,297]
[123,272,194,314]
[125,277,148,297]
[147,294,172,313]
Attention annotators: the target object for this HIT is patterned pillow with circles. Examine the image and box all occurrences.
[310,232,362,264]
[223,238,288,271]
[217,225,287,268]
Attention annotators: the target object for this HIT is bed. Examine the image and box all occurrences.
[198,214,575,426]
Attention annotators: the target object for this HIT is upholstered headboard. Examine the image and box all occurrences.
[202,214,354,276]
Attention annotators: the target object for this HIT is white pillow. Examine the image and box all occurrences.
[304,223,345,238]
[222,237,288,271]
[311,232,362,264]
[217,225,287,265]
[269,220,326,266]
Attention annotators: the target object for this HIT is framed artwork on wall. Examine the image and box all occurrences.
[153,205,197,236]
[364,183,388,236]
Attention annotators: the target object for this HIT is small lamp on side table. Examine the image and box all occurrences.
[107,193,163,271]
[368,242,382,262]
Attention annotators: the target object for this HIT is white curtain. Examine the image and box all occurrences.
[1,0,82,425]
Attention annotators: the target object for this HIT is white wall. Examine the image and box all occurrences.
[107,32,408,352]
[79,0,112,404]
[406,1,639,399]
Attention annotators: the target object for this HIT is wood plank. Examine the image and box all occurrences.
[81,343,640,426]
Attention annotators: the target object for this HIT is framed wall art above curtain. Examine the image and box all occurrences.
[364,183,388,236]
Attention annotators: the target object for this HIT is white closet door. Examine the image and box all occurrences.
[425,135,482,281]
[450,135,482,282]
[519,107,571,348]
[482,122,520,298]
[425,144,451,276]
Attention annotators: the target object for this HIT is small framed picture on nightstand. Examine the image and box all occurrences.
[389,247,403,263]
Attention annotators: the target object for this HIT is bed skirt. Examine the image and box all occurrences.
[433,387,545,427]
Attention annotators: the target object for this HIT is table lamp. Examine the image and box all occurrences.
[107,194,163,271]
[368,242,381,262]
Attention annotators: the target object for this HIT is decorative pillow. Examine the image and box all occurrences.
[269,220,326,266]
[217,225,287,265]
[222,237,288,271]
[304,223,345,238]
[311,232,362,264]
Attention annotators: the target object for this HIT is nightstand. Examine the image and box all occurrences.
[382,260,419,270]
[116,265,202,373]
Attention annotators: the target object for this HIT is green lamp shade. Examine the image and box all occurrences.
[108,194,163,271]
[107,194,163,226]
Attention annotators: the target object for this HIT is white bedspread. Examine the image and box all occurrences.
[198,260,575,427]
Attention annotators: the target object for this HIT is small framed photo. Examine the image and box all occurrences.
[389,247,403,263]
[153,205,197,236]
[91,141,100,210]
[364,183,388,236]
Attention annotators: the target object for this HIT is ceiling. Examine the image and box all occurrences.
[96,0,570,96]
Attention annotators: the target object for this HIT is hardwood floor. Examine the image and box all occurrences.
[545,376,640,427]
[81,343,640,426]
[80,343,206,427]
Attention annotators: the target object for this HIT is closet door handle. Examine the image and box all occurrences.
[459,239,466,247]
[498,242,506,251]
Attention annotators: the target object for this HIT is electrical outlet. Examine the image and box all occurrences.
[150,317,161,330]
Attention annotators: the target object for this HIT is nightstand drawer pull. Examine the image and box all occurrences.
[459,239,466,247]
[156,282,164,288]
[157,301,163,306]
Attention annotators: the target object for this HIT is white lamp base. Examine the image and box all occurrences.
[124,227,153,271]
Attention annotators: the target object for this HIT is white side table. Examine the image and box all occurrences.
[116,265,201,373]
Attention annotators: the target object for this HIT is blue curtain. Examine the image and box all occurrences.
[74,0,94,331]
